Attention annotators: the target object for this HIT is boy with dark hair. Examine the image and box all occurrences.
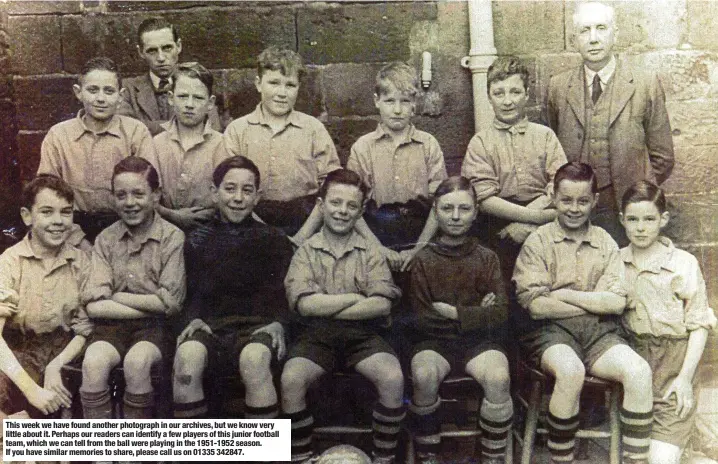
[173,155,293,420]
[151,62,226,230]
[0,175,91,421]
[38,56,156,244]
[223,46,341,244]
[347,62,448,271]
[120,17,221,135]
[80,157,185,421]
[282,169,405,464]
[513,162,654,464]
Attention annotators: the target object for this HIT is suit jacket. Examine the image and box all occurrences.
[119,73,222,136]
[544,59,674,209]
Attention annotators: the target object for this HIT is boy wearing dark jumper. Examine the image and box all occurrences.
[173,156,293,420]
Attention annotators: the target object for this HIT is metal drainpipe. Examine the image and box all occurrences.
[461,0,498,133]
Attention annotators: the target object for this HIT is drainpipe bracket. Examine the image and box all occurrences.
[461,53,496,72]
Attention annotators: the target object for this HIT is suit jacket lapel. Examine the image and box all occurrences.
[136,74,160,120]
[566,67,586,128]
[608,61,635,126]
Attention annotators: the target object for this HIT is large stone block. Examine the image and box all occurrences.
[7,16,62,75]
[222,65,322,121]
[0,75,12,100]
[436,2,469,58]
[7,1,82,15]
[662,145,718,195]
[106,2,241,13]
[687,0,718,51]
[14,77,80,131]
[414,113,475,165]
[297,2,437,65]
[624,51,718,102]
[564,0,685,53]
[324,63,383,118]
[0,98,16,141]
[536,52,584,104]
[666,193,718,245]
[61,15,142,76]
[493,1,565,55]
[667,99,718,147]
[15,131,45,183]
[325,117,378,166]
[168,7,295,70]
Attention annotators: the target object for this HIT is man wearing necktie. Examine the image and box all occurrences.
[544,2,674,245]
[119,17,221,135]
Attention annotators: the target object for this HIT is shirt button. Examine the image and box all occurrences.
[129,274,134,278]
[394,176,400,181]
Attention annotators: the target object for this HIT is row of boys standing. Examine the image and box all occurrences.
[1,5,715,464]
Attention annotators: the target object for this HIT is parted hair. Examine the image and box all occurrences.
[318,169,368,202]
[171,62,214,95]
[621,180,667,213]
[22,174,74,210]
[111,157,160,192]
[213,156,261,189]
[137,17,179,47]
[553,161,598,194]
[433,176,477,205]
[79,57,120,87]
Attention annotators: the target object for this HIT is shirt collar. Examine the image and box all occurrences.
[246,103,303,129]
[17,233,80,268]
[118,212,164,245]
[161,116,215,143]
[372,123,420,144]
[307,228,367,258]
[584,55,617,87]
[70,110,122,140]
[493,117,529,134]
[621,236,677,273]
[149,72,172,91]
[549,219,601,248]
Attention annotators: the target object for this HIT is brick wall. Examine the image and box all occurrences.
[2,0,716,373]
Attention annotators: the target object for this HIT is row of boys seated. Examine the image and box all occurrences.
[2,161,715,464]
[0,18,714,464]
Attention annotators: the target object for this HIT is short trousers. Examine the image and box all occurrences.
[410,335,508,375]
[521,315,628,369]
[288,324,397,373]
[629,333,696,447]
[88,318,173,360]
[183,324,276,376]
[0,329,73,418]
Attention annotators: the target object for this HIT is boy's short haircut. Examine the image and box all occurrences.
[111,156,160,192]
[213,155,261,189]
[318,169,368,202]
[21,174,74,210]
[553,161,598,194]
[433,175,477,205]
[375,62,419,98]
[621,180,667,213]
[486,56,530,93]
[257,46,304,79]
[171,62,214,95]
[80,56,120,87]
[137,17,179,47]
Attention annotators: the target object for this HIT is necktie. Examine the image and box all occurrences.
[157,78,170,120]
[591,74,602,104]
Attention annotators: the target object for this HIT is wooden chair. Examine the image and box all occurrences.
[514,360,621,464]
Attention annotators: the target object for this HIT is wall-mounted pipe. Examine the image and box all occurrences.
[461,0,497,133]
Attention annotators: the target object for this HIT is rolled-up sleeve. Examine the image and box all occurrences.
[682,256,717,332]
[156,230,186,316]
[284,246,323,312]
[461,134,500,203]
[0,253,18,318]
[544,131,567,197]
[594,243,627,297]
[313,125,341,182]
[133,124,157,164]
[426,137,448,196]
[81,238,115,305]
[363,247,401,302]
[513,234,552,309]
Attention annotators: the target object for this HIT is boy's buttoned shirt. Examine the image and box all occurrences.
[513,220,626,315]
[82,214,186,317]
[285,229,401,313]
[462,118,567,204]
[38,111,156,214]
[0,235,92,337]
[150,118,226,209]
[347,124,447,206]
[622,237,716,338]
[222,105,340,202]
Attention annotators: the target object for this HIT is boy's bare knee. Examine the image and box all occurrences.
[174,345,206,378]
[484,367,511,392]
[411,364,440,393]
[239,345,272,380]
[626,356,653,390]
[281,367,309,396]
[554,360,585,388]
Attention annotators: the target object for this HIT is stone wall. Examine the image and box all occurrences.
[2,0,717,372]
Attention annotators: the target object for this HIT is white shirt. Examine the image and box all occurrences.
[584,55,616,98]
